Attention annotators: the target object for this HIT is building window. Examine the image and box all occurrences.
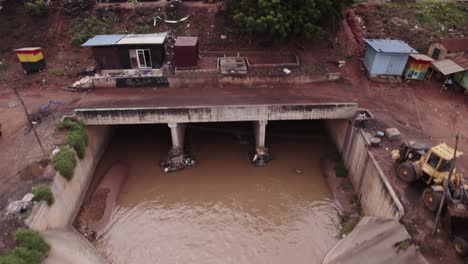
[136,49,152,68]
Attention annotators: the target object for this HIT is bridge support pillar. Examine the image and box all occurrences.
[252,120,271,166]
[162,123,195,173]
[168,122,185,149]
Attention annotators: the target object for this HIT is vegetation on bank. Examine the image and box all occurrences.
[0,229,50,264]
[70,16,115,46]
[52,146,77,180]
[225,0,353,41]
[57,119,88,159]
[24,0,47,17]
[32,184,54,206]
[382,1,468,35]
[338,194,363,238]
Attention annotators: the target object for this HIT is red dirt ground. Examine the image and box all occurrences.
[0,1,468,263]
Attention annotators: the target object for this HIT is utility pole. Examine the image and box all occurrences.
[11,86,45,155]
[432,131,459,235]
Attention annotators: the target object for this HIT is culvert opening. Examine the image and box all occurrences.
[74,120,357,264]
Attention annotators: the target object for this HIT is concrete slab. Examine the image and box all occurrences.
[385,127,401,140]
[219,57,248,75]
[323,216,428,264]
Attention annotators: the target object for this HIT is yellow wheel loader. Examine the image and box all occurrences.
[392,142,468,257]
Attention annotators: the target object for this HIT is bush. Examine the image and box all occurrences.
[24,0,48,17]
[9,247,43,264]
[32,184,54,206]
[57,119,88,159]
[52,147,77,180]
[0,253,26,264]
[226,0,353,41]
[56,119,85,131]
[67,129,88,159]
[0,229,49,264]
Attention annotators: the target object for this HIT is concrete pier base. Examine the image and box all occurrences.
[162,123,195,172]
[252,120,271,166]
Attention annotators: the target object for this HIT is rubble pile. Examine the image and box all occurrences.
[6,193,35,216]
[161,147,196,173]
[251,147,271,166]
[72,76,93,89]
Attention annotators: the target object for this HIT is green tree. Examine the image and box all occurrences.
[226,0,353,41]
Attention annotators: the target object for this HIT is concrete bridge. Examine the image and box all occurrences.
[75,102,357,157]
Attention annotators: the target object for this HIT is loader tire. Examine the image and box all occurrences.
[454,237,468,257]
[397,162,417,183]
[422,188,443,212]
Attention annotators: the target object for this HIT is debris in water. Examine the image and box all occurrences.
[162,147,196,173]
[295,169,303,174]
[252,147,271,166]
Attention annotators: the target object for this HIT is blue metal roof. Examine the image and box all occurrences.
[81,34,126,47]
[364,39,417,54]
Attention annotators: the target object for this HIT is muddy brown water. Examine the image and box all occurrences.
[90,122,340,264]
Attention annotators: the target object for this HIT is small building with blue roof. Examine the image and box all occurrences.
[363,39,417,76]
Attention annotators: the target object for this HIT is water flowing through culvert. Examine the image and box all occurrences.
[82,122,341,264]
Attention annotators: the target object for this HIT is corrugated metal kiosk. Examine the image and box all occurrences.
[14,47,46,74]
[403,54,435,80]
[174,37,199,68]
[363,39,417,76]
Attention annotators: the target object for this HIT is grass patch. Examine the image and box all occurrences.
[338,213,358,238]
[334,155,348,178]
[382,1,468,32]
[0,60,8,71]
[24,0,48,17]
[0,229,50,264]
[341,178,353,191]
[394,239,412,252]
[51,69,65,76]
[52,147,77,180]
[70,16,116,46]
[32,184,54,206]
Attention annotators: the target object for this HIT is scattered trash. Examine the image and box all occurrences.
[220,34,227,40]
[252,147,271,166]
[338,60,346,68]
[72,76,93,89]
[282,68,291,75]
[7,101,17,108]
[52,147,60,156]
[161,147,196,173]
[376,131,385,138]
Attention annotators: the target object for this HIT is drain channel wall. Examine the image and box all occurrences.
[326,120,404,219]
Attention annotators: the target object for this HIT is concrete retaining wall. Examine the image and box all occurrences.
[326,120,404,219]
[27,126,112,230]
